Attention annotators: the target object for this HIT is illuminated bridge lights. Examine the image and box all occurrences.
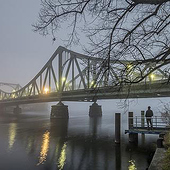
[0,46,169,103]
[149,73,155,81]
[127,64,133,70]
[43,88,49,94]
[62,77,66,82]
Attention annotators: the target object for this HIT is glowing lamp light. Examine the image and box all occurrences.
[91,81,94,85]
[150,74,155,80]
[62,77,66,82]
[12,90,16,98]
[90,81,97,88]
[44,88,49,94]
[127,64,132,70]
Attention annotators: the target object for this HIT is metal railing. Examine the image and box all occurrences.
[129,116,169,129]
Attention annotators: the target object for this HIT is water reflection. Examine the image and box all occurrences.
[38,131,50,165]
[115,144,121,170]
[50,119,68,169]
[128,160,137,170]
[50,119,68,138]
[0,113,156,170]
[8,123,17,150]
[89,117,101,139]
[58,142,67,170]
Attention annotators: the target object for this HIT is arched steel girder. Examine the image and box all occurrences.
[0,82,22,91]
[0,46,168,101]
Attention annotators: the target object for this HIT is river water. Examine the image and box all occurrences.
[0,106,158,170]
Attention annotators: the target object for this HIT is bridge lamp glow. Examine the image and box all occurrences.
[127,64,133,70]
[90,81,94,86]
[62,77,66,82]
[44,88,49,94]
[12,90,16,98]
[90,81,97,87]
[150,74,155,80]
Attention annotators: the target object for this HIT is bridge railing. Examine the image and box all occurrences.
[129,116,169,129]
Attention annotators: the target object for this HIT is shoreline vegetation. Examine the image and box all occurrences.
[162,132,170,170]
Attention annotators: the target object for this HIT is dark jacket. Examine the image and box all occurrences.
[145,109,153,117]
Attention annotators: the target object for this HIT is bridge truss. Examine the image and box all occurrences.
[0,46,170,105]
[0,82,21,91]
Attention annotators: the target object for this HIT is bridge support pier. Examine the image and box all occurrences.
[51,101,69,119]
[13,105,22,114]
[89,102,102,117]
[0,105,6,114]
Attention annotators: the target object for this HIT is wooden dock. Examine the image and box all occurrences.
[125,112,170,143]
[125,127,170,135]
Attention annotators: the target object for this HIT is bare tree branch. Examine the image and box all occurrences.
[33,0,170,89]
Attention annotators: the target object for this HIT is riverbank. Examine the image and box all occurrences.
[148,148,166,170]
[149,132,170,170]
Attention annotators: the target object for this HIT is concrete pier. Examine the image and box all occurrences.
[89,102,102,117]
[51,101,69,119]
[0,105,5,114]
[13,105,22,114]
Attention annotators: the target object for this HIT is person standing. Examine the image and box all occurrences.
[145,106,153,130]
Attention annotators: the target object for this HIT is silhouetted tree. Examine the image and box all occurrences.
[159,101,170,125]
[33,0,170,85]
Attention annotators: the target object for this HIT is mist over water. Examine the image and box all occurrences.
[0,102,159,170]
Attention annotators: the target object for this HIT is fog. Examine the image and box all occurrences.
[0,0,67,86]
[0,1,169,114]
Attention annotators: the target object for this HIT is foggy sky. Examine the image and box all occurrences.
[0,0,67,86]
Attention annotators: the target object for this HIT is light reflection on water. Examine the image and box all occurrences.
[128,160,137,170]
[8,123,17,150]
[38,131,50,165]
[58,142,67,170]
[0,112,157,170]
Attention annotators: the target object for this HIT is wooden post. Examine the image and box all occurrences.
[128,112,138,144]
[157,138,164,148]
[128,112,133,129]
[141,111,145,128]
[129,133,138,144]
[115,113,121,144]
[115,144,121,169]
[155,116,157,128]
[141,110,145,142]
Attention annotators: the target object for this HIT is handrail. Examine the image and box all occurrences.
[129,116,169,128]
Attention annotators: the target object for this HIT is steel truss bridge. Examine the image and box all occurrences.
[0,82,21,91]
[0,46,170,106]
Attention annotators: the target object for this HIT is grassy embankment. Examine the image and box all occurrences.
[162,132,170,170]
